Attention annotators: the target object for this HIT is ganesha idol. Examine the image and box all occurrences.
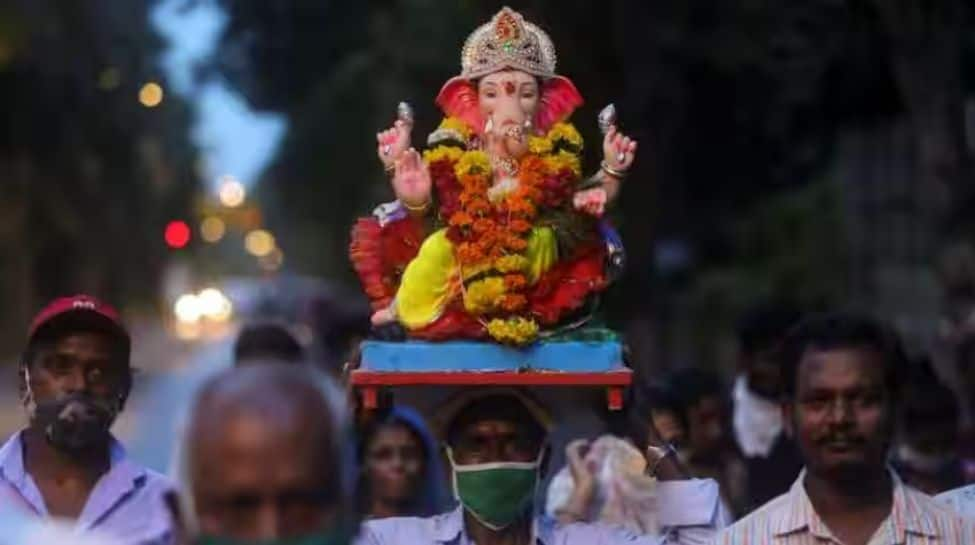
[350,7,636,347]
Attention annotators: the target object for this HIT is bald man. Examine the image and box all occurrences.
[172,363,354,544]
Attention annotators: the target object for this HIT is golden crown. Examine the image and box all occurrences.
[459,7,557,80]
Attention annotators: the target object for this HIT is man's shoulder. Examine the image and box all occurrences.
[901,485,975,541]
[716,491,793,541]
[358,513,449,545]
[118,457,175,500]
[936,484,975,518]
[552,521,656,544]
[362,514,434,532]
[139,466,175,492]
[358,513,660,545]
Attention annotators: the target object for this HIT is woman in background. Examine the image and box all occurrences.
[357,407,450,519]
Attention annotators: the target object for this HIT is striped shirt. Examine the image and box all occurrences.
[715,470,975,544]
[935,484,975,519]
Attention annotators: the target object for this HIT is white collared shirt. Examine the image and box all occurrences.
[732,375,783,458]
[357,479,722,545]
[0,430,175,545]
[936,484,975,519]
[717,470,975,544]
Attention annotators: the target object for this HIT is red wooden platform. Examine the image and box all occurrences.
[350,369,633,410]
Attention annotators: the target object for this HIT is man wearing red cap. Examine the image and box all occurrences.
[0,295,175,544]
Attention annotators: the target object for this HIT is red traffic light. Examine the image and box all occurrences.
[164,220,191,249]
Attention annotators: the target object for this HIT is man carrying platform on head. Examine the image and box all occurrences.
[357,389,722,545]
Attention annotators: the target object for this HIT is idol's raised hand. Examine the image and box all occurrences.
[392,149,432,211]
[602,125,637,173]
[376,119,412,171]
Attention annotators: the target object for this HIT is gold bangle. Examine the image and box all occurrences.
[401,199,431,213]
[384,163,395,174]
[600,161,627,179]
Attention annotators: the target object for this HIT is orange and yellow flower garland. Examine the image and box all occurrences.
[424,119,584,344]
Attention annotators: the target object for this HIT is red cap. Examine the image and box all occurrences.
[27,295,130,358]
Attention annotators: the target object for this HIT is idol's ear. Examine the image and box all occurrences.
[435,78,483,134]
[534,76,583,133]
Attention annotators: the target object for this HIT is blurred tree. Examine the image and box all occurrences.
[0,0,200,351]
[864,0,975,338]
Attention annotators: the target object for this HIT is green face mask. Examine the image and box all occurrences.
[447,447,544,530]
[196,530,350,545]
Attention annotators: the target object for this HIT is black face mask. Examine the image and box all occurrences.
[30,391,119,452]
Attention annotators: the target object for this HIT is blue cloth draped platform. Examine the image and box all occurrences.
[359,340,623,372]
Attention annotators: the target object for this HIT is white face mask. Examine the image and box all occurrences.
[733,375,783,457]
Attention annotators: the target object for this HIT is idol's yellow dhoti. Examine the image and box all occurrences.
[395,227,558,329]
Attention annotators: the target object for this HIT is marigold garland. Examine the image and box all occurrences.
[424,120,585,345]
[486,317,539,345]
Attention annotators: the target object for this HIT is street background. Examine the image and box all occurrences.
[1,0,974,469]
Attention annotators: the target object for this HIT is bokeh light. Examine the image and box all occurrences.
[98,67,121,90]
[218,176,246,207]
[244,229,275,257]
[198,288,233,322]
[173,294,202,324]
[200,216,226,243]
[138,82,164,107]
[164,220,191,249]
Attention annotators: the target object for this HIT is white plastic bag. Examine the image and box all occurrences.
[546,435,659,535]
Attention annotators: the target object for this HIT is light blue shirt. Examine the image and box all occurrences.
[357,479,721,545]
[937,484,975,519]
[0,509,123,545]
[0,431,175,545]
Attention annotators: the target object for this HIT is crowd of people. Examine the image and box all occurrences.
[4,294,975,544]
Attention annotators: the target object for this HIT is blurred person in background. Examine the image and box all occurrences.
[719,312,975,545]
[891,357,965,495]
[361,389,723,545]
[162,321,310,483]
[939,336,975,518]
[953,336,975,481]
[640,383,689,451]
[356,406,450,519]
[668,368,747,520]
[172,363,354,544]
[732,303,804,511]
[0,295,174,544]
[306,292,371,376]
[233,322,306,365]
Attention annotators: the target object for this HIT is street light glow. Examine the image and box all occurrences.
[200,216,226,243]
[139,82,164,107]
[244,229,275,257]
[218,176,246,207]
[174,294,202,324]
[198,288,233,322]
